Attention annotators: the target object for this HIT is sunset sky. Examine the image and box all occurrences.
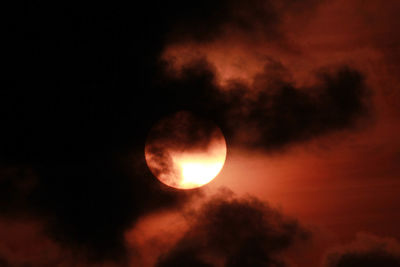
[1,0,400,266]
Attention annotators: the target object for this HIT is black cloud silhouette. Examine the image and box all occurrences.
[157,59,369,151]
[156,191,309,267]
[323,234,400,267]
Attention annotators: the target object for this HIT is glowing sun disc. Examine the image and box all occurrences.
[144,111,227,189]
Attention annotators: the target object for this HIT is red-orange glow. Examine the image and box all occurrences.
[162,42,267,86]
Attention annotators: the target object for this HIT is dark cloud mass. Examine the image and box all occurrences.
[323,234,400,267]
[160,0,323,43]
[0,0,371,265]
[156,192,309,267]
[146,111,222,152]
[159,59,369,150]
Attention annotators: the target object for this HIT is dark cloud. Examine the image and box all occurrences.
[156,191,309,267]
[146,111,222,152]
[0,166,36,216]
[0,258,8,267]
[159,59,369,151]
[159,0,323,44]
[0,218,122,267]
[157,254,213,267]
[323,233,400,267]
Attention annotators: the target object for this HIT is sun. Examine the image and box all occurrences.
[171,140,226,189]
[144,111,227,190]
